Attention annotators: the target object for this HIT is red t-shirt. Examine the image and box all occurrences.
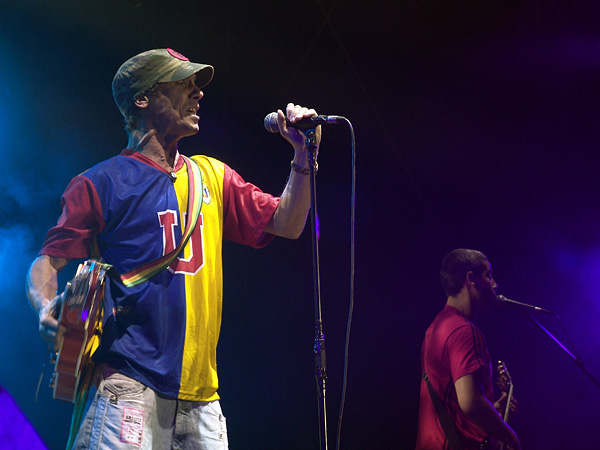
[416,305,493,449]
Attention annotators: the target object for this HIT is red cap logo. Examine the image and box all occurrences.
[167,48,189,61]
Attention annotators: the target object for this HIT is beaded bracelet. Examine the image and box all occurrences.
[291,160,318,176]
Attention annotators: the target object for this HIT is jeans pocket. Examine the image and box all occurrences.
[100,372,147,399]
[206,401,227,432]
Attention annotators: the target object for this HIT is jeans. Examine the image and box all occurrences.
[71,364,229,450]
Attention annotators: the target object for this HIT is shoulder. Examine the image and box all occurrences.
[81,154,136,179]
[431,306,470,332]
[188,155,228,188]
[427,307,482,348]
[190,155,225,171]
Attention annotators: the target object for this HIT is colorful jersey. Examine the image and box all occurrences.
[40,150,279,401]
[416,305,493,450]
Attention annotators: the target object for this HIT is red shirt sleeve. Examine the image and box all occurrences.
[222,164,280,248]
[446,324,489,383]
[40,175,105,259]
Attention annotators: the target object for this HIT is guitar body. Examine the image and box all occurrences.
[51,260,111,403]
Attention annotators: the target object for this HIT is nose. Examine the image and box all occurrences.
[190,88,203,101]
[189,79,202,98]
[188,90,202,104]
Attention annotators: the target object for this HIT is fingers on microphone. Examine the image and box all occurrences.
[286,103,316,122]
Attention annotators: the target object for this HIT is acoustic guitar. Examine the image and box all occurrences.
[49,260,111,403]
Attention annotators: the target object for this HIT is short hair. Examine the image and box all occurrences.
[440,249,489,297]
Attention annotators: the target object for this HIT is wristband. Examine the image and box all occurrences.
[290,160,318,175]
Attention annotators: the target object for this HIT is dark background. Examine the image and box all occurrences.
[1,1,600,449]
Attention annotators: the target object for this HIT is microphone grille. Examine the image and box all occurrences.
[263,112,280,133]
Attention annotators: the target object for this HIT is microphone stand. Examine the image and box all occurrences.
[526,312,600,390]
[304,127,328,450]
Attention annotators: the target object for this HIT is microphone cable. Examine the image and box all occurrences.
[336,117,355,450]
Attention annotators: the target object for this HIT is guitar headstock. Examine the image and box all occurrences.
[496,360,513,394]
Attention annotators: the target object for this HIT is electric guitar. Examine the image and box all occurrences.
[49,260,111,403]
[480,360,514,450]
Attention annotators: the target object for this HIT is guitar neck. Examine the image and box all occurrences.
[502,383,514,423]
[496,360,514,450]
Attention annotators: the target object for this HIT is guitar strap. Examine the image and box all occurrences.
[120,155,204,287]
[423,372,465,450]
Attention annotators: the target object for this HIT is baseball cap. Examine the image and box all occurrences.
[112,48,214,116]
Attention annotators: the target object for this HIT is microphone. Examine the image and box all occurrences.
[496,295,552,314]
[264,112,342,133]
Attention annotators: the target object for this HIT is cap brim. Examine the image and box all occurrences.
[166,62,214,89]
[194,65,214,89]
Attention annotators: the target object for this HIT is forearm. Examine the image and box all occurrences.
[265,146,316,239]
[26,255,68,313]
[267,168,312,239]
[464,397,520,450]
[456,373,521,450]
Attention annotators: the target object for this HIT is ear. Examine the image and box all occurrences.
[134,94,149,109]
[465,271,477,287]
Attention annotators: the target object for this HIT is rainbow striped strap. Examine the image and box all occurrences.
[120,156,204,287]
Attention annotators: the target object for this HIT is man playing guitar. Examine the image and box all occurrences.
[416,249,520,450]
